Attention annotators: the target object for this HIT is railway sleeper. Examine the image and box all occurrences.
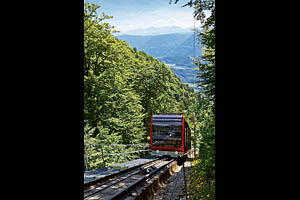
[125,161,178,200]
[139,165,157,175]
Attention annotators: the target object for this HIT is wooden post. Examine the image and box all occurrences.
[139,144,141,158]
[84,144,89,171]
[123,145,126,161]
[100,144,106,167]
[194,122,197,158]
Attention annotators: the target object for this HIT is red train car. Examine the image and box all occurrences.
[150,114,191,158]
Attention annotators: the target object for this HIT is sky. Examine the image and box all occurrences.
[86,0,204,34]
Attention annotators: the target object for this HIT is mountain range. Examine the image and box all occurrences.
[116,26,194,36]
[116,32,202,90]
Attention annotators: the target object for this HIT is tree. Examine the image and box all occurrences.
[84,1,198,169]
[171,0,215,104]
[170,1,215,199]
[84,2,145,145]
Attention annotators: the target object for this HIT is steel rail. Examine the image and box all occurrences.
[108,159,176,200]
[84,170,140,199]
[84,159,166,198]
[84,158,160,189]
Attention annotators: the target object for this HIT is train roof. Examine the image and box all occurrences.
[152,114,183,120]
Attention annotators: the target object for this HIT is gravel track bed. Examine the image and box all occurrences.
[152,160,192,200]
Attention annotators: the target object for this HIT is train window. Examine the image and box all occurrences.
[152,120,182,148]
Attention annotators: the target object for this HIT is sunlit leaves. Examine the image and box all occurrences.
[170,1,215,199]
[84,2,198,168]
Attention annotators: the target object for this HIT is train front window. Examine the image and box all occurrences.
[152,121,182,148]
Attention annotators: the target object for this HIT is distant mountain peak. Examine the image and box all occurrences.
[116,26,194,36]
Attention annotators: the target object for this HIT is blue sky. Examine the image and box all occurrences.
[86,0,203,34]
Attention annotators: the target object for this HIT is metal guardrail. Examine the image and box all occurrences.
[84,143,151,171]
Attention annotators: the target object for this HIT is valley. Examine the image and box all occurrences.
[116,32,201,91]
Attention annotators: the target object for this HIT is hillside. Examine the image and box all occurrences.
[115,35,152,50]
[117,33,201,90]
[85,2,198,151]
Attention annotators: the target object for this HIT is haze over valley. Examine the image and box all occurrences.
[116,27,201,91]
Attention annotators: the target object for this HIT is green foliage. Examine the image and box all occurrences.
[192,1,215,199]
[193,0,215,104]
[84,2,198,168]
[84,2,145,146]
[117,33,201,87]
[188,95,215,200]
[171,1,215,199]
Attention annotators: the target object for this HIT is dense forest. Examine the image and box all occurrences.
[84,2,198,168]
[172,0,215,199]
[84,0,215,199]
[117,33,201,86]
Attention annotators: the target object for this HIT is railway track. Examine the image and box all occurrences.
[84,157,176,200]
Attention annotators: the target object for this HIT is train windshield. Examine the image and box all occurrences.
[152,120,182,148]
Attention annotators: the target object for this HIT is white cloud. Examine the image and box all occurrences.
[167,16,177,23]
[104,5,204,33]
[117,23,142,32]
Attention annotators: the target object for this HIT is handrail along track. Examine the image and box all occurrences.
[84,157,176,200]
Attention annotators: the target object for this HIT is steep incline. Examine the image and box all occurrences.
[117,33,200,90]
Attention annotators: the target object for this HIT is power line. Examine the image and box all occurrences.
[193,14,196,59]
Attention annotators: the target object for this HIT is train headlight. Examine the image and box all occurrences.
[156,150,159,153]
[175,151,178,155]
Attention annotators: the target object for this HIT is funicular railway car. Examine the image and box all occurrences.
[150,114,191,158]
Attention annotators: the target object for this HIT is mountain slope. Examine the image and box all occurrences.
[140,33,192,57]
[116,35,152,50]
[159,34,202,67]
[116,33,201,90]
